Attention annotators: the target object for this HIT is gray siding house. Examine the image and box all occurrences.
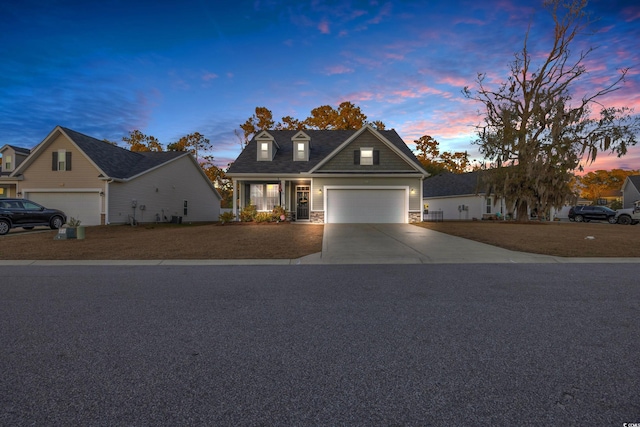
[622,175,640,208]
[423,170,507,220]
[227,125,428,223]
[5,126,220,225]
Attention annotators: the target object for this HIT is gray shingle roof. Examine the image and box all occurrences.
[423,170,488,197]
[61,127,185,179]
[227,128,422,174]
[628,175,640,191]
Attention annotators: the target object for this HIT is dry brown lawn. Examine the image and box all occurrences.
[416,220,640,258]
[0,222,324,260]
[1,220,638,260]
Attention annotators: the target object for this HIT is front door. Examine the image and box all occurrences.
[296,185,310,220]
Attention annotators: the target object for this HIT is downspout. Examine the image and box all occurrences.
[104,179,113,224]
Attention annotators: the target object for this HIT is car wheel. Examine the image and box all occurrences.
[50,216,64,230]
[608,216,618,224]
[575,215,584,222]
[0,219,10,235]
[618,215,632,225]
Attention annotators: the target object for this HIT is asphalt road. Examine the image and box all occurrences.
[1,264,639,426]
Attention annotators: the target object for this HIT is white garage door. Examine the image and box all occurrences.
[326,188,406,223]
[27,192,101,226]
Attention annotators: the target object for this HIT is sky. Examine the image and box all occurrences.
[1,0,639,173]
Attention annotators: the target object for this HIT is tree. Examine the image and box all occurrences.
[239,107,275,146]
[464,0,639,221]
[414,135,470,175]
[578,169,639,201]
[199,155,234,208]
[238,102,386,141]
[122,130,163,152]
[167,132,212,161]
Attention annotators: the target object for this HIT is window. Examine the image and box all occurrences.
[259,142,270,160]
[360,148,373,165]
[296,142,306,160]
[354,148,379,165]
[486,198,492,214]
[4,155,11,170]
[250,184,279,211]
[183,200,188,216]
[52,150,72,171]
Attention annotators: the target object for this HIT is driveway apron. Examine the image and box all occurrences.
[321,224,558,264]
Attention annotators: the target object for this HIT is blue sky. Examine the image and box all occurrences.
[1,0,639,172]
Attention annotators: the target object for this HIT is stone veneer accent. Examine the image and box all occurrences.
[409,212,421,223]
[310,211,324,223]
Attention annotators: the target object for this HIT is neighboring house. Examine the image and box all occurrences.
[3,126,220,225]
[621,175,640,209]
[226,125,428,223]
[423,170,507,220]
[0,144,31,198]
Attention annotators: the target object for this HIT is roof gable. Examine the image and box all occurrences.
[12,126,187,180]
[624,175,640,191]
[227,126,426,176]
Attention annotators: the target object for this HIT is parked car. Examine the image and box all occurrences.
[614,201,640,225]
[568,205,617,223]
[0,198,67,235]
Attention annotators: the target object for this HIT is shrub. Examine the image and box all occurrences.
[239,205,257,222]
[218,211,236,224]
[272,206,287,222]
[255,212,273,223]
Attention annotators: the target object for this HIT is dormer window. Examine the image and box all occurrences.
[291,131,311,162]
[260,142,270,160]
[255,131,277,161]
[3,155,11,171]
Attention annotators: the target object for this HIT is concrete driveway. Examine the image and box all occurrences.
[319,223,558,264]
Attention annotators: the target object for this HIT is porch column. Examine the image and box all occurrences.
[233,180,238,220]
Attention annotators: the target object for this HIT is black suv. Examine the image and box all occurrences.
[568,205,617,223]
[0,198,67,235]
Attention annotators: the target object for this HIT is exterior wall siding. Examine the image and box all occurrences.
[108,156,220,224]
[312,176,422,211]
[317,131,415,172]
[424,195,507,220]
[623,180,640,208]
[19,134,105,190]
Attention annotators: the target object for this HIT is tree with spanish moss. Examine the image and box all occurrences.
[464,0,639,221]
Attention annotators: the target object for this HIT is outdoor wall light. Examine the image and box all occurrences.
[99,190,104,196]
[410,188,416,194]
[17,192,22,197]
[319,188,323,193]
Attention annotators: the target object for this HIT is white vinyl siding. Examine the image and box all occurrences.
[326,188,406,223]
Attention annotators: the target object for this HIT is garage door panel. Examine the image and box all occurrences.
[327,189,405,223]
[27,192,101,226]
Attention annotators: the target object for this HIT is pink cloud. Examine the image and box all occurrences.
[318,20,330,34]
[622,6,640,22]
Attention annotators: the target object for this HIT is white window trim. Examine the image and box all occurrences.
[57,149,66,171]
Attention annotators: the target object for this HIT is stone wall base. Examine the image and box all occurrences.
[310,211,324,223]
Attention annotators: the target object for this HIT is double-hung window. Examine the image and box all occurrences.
[250,184,279,211]
[360,148,373,165]
[52,150,72,171]
[4,155,11,171]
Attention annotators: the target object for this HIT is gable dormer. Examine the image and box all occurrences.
[291,131,311,161]
[255,131,278,161]
[0,145,30,174]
